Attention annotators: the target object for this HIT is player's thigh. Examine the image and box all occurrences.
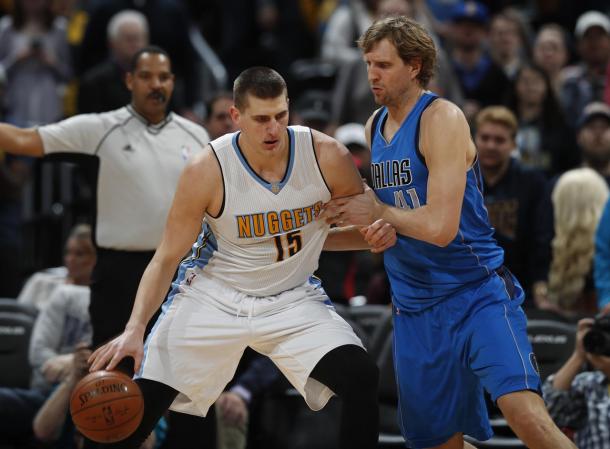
[252,296,363,409]
[139,287,250,414]
[393,307,492,449]
[467,274,541,402]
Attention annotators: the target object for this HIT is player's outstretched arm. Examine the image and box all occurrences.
[88,147,222,372]
[0,123,44,157]
[323,100,472,247]
[324,220,397,253]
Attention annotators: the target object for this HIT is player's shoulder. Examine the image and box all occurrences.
[171,114,210,143]
[310,128,346,156]
[187,144,221,177]
[425,97,462,116]
[182,144,223,195]
[421,98,466,127]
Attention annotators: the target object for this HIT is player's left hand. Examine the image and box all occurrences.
[321,185,382,227]
[361,219,397,253]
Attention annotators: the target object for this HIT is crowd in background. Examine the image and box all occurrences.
[1,0,610,448]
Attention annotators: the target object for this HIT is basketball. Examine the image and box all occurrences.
[70,370,144,443]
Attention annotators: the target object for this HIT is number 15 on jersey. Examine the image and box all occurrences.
[274,230,303,262]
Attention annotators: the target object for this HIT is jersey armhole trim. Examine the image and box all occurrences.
[309,128,332,196]
[370,108,383,148]
[414,96,439,166]
[207,142,225,219]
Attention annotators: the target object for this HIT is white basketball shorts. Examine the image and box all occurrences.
[136,273,363,416]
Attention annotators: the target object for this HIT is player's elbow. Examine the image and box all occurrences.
[427,224,458,247]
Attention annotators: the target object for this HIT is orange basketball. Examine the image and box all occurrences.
[70,370,144,443]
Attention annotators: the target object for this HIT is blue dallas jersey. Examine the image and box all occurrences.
[371,92,504,311]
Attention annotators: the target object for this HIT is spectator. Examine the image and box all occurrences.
[560,10,610,128]
[78,0,200,118]
[204,91,237,140]
[0,0,72,127]
[447,1,510,122]
[505,63,578,175]
[547,168,609,319]
[533,24,570,98]
[0,224,94,444]
[488,8,530,81]
[215,355,280,449]
[543,318,610,449]
[17,224,96,310]
[77,9,148,114]
[595,198,610,315]
[578,102,610,184]
[474,106,551,308]
[321,0,377,64]
[0,0,72,289]
[291,89,332,132]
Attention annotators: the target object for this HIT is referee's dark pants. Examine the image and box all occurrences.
[89,248,155,350]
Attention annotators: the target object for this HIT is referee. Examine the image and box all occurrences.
[0,46,209,349]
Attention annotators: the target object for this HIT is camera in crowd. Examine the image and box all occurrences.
[583,315,610,356]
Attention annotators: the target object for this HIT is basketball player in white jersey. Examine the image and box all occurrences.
[88,67,395,449]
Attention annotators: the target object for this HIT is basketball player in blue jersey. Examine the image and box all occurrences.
[86,67,396,449]
[322,16,577,449]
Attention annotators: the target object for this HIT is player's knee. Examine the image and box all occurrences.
[345,351,379,399]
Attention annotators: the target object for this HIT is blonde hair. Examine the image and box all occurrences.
[358,15,436,87]
[475,106,518,139]
[548,168,609,309]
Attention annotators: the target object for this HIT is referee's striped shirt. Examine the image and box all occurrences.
[38,105,209,250]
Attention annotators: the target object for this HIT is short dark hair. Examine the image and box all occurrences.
[233,67,287,111]
[129,45,171,73]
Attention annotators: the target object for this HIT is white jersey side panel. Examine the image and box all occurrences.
[184,126,331,296]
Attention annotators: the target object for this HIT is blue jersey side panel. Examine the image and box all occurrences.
[371,93,504,311]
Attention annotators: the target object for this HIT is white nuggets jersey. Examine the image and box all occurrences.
[180,126,332,296]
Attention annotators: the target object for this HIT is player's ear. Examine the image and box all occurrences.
[409,57,422,81]
[230,105,241,124]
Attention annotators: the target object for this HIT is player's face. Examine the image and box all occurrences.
[127,52,174,122]
[364,38,420,108]
[475,122,515,170]
[231,94,290,153]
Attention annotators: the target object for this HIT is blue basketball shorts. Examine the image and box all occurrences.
[392,267,541,448]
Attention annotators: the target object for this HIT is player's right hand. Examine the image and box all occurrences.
[88,324,145,373]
